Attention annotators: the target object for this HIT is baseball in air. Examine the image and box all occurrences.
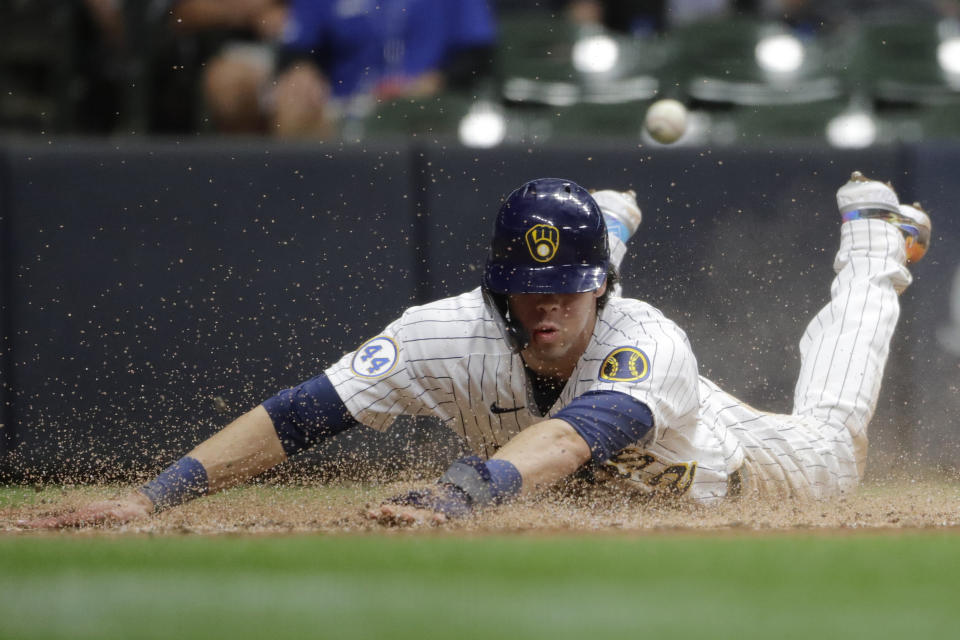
[643,99,688,144]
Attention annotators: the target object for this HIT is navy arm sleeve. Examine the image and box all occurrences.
[552,391,654,464]
[262,374,360,457]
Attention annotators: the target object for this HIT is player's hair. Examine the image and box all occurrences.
[597,264,619,310]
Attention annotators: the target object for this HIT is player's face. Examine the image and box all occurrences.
[508,283,606,377]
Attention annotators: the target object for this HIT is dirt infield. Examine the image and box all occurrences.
[4,471,960,535]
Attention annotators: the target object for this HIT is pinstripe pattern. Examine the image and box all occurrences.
[697,219,911,500]
[324,218,911,503]
[325,288,726,495]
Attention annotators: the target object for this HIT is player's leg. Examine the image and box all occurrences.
[792,172,930,478]
[591,189,642,296]
[701,173,930,500]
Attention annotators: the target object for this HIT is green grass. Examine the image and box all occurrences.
[0,485,44,509]
[1,533,959,639]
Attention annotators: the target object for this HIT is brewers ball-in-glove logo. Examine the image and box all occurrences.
[599,346,650,382]
[525,224,560,263]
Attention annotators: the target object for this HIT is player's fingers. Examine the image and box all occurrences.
[372,504,396,520]
[363,502,447,527]
[364,504,402,526]
[395,506,445,527]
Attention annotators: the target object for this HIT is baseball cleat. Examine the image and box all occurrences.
[836,171,931,263]
[896,202,931,263]
[836,170,900,216]
[591,189,642,242]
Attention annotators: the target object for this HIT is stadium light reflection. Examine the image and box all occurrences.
[572,34,620,74]
[937,36,960,75]
[755,33,805,75]
[458,103,506,148]
[826,111,877,148]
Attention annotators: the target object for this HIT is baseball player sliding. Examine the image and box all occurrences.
[23,171,931,528]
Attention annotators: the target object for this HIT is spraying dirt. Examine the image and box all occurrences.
[4,470,959,536]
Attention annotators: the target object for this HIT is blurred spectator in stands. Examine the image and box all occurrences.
[173,0,288,35]
[72,0,126,133]
[144,0,289,133]
[83,0,126,48]
[172,0,289,132]
[202,0,496,138]
[561,0,759,36]
[561,0,957,36]
[772,0,957,33]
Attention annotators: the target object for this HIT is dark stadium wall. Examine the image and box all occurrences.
[0,138,954,480]
[900,144,960,469]
[0,146,10,460]
[0,140,421,480]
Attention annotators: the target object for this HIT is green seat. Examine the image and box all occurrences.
[496,11,581,85]
[664,18,844,106]
[715,100,849,145]
[358,94,476,141]
[497,12,663,106]
[535,100,647,141]
[847,21,960,106]
[883,103,960,140]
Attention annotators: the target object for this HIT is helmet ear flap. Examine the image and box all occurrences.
[482,288,530,353]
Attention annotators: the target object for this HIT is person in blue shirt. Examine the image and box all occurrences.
[203,0,496,136]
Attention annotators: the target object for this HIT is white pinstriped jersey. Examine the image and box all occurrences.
[325,288,737,501]
[326,219,911,503]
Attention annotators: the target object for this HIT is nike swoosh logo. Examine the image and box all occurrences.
[490,402,525,415]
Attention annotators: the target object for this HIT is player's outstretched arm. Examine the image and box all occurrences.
[19,405,287,529]
[369,418,591,526]
[187,405,287,492]
[370,391,654,526]
[490,418,593,487]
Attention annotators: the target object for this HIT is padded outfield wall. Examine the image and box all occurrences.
[0,138,956,481]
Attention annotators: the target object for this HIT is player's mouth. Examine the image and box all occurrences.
[531,324,562,344]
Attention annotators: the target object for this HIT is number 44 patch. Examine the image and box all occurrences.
[350,336,400,379]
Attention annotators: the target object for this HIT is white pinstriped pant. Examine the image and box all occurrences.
[700,219,912,499]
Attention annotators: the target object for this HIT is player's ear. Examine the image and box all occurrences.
[594,280,607,298]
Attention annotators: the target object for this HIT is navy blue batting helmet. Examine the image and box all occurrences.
[483,178,609,294]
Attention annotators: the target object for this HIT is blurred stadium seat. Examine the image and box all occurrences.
[497,11,662,107]
[710,100,850,145]
[848,20,960,107]
[882,103,960,141]
[356,93,495,144]
[665,17,844,107]
[532,100,648,142]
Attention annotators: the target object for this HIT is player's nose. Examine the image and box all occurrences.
[534,293,561,310]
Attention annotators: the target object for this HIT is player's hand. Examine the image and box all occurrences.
[365,502,448,527]
[17,491,154,529]
[364,485,470,527]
